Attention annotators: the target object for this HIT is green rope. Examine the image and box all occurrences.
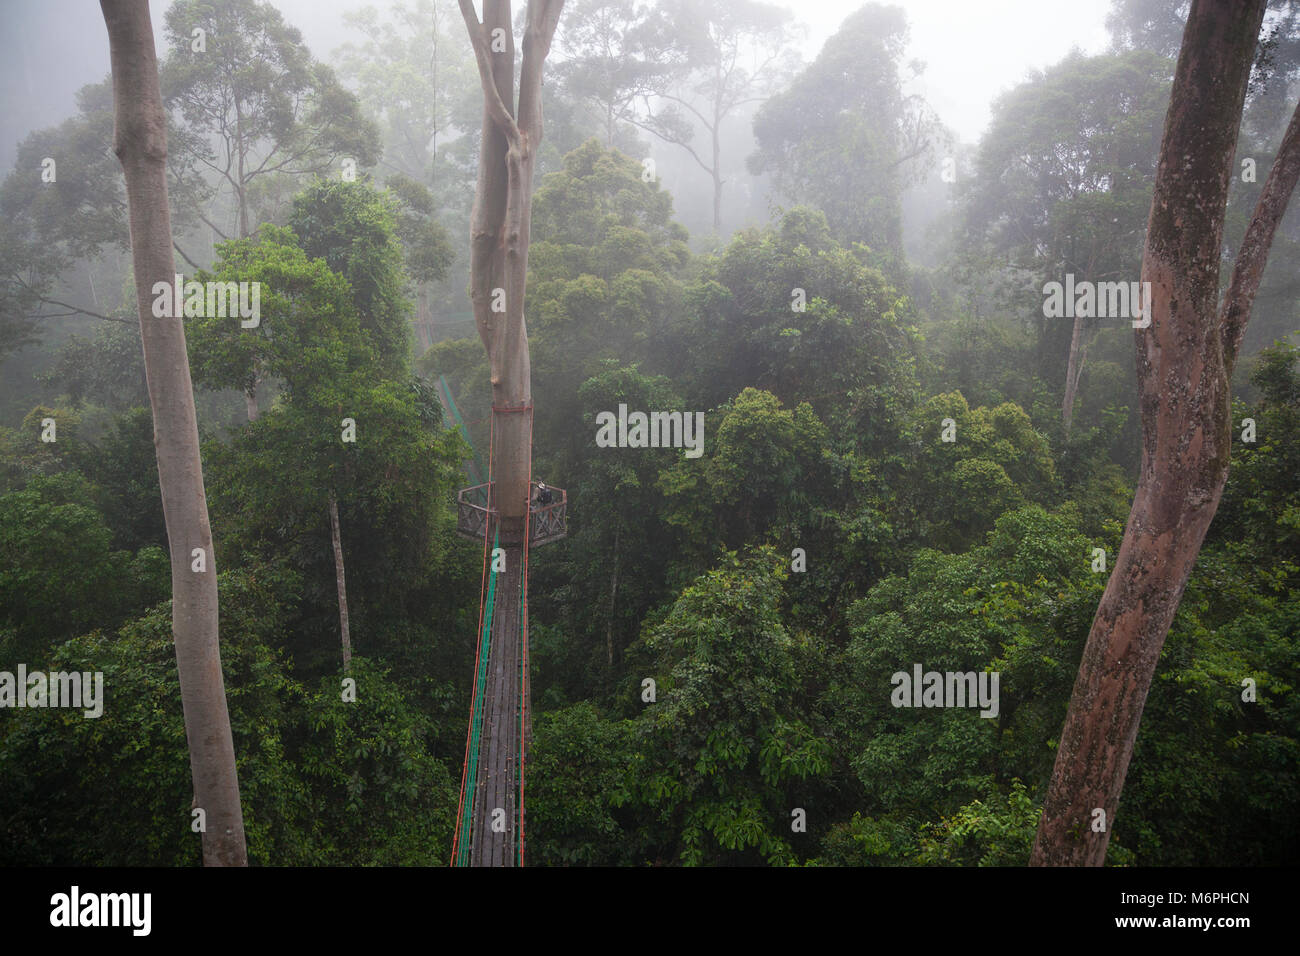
[455,527,499,867]
[515,561,525,866]
[438,374,486,485]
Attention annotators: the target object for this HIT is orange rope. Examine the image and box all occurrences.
[450,398,535,867]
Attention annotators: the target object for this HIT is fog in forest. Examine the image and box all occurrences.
[1,0,1297,883]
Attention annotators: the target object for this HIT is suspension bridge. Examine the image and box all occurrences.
[436,376,566,866]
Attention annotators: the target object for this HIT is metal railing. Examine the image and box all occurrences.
[456,481,567,546]
[456,483,493,542]
[529,485,567,546]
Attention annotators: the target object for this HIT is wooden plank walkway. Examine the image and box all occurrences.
[468,540,525,866]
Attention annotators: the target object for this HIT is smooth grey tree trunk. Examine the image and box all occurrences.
[101,0,248,867]
[459,0,562,541]
[457,0,564,867]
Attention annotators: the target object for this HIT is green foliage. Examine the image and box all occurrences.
[885,392,1057,552]
[659,387,830,556]
[526,139,693,476]
[386,173,455,285]
[915,781,1043,867]
[0,406,81,492]
[0,565,456,865]
[527,702,637,865]
[39,323,148,410]
[187,223,367,400]
[814,812,920,867]
[297,657,458,865]
[750,4,938,261]
[66,407,167,553]
[953,50,1171,434]
[1214,341,1300,569]
[204,379,466,675]
[530,365,685,698]
[678,207,920,445]
[288,179,414,376]
[962,50,1171,291]
[828,506,1101,814]
[629,548,829,865]
[0,472,167,661]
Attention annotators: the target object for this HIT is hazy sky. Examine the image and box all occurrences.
[0,0,1113,165]
[787,0,1112,141]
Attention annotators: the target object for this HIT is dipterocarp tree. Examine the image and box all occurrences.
[635,0,796,235]
[550,0,678,150]
[162,0,379,241]
[457,0,564,539]
[749,3,942,261]
[99,0,247,866]
[956,51,1171,436]
[451,0,562,867]
[1032,0,1300,866]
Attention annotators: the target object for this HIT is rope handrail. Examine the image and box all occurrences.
[451,401,539,866]
[450,404,498,866]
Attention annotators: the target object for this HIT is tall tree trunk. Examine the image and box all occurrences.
[234,98,250,238]
[457,0,564,868]
[711,90,722,234]
[1032,0,1300,866]
[329,492,353,673]
[606,526,619,668]
[100,0,247,867]
[460,0,562,541]
[245,363,262,423]
[417,283,432,350]
[1061,311,1087,435]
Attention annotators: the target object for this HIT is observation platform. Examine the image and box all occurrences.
[456,481,568,547]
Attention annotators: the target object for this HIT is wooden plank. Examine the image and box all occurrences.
[469,542,524,866]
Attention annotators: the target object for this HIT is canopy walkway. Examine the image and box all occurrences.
[450,400,566,867]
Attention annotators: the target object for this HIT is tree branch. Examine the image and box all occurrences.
[174,239,200,270]
[195,209,232,241]
[33,298,134,325]
[458,0,523,150]
[648,89,711,131]
[518,0,565,138]
[629,104,713,175]
[1219,94,1300,370]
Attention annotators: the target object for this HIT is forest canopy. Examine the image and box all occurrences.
[1,0,1297,870]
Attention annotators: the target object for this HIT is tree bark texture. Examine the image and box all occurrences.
[459,0,563,540]
[329,492,353,673]
[1062,311,1087,435]
[457,0,564,868]
[1032,0,1300,866]
[101,0,248,867]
